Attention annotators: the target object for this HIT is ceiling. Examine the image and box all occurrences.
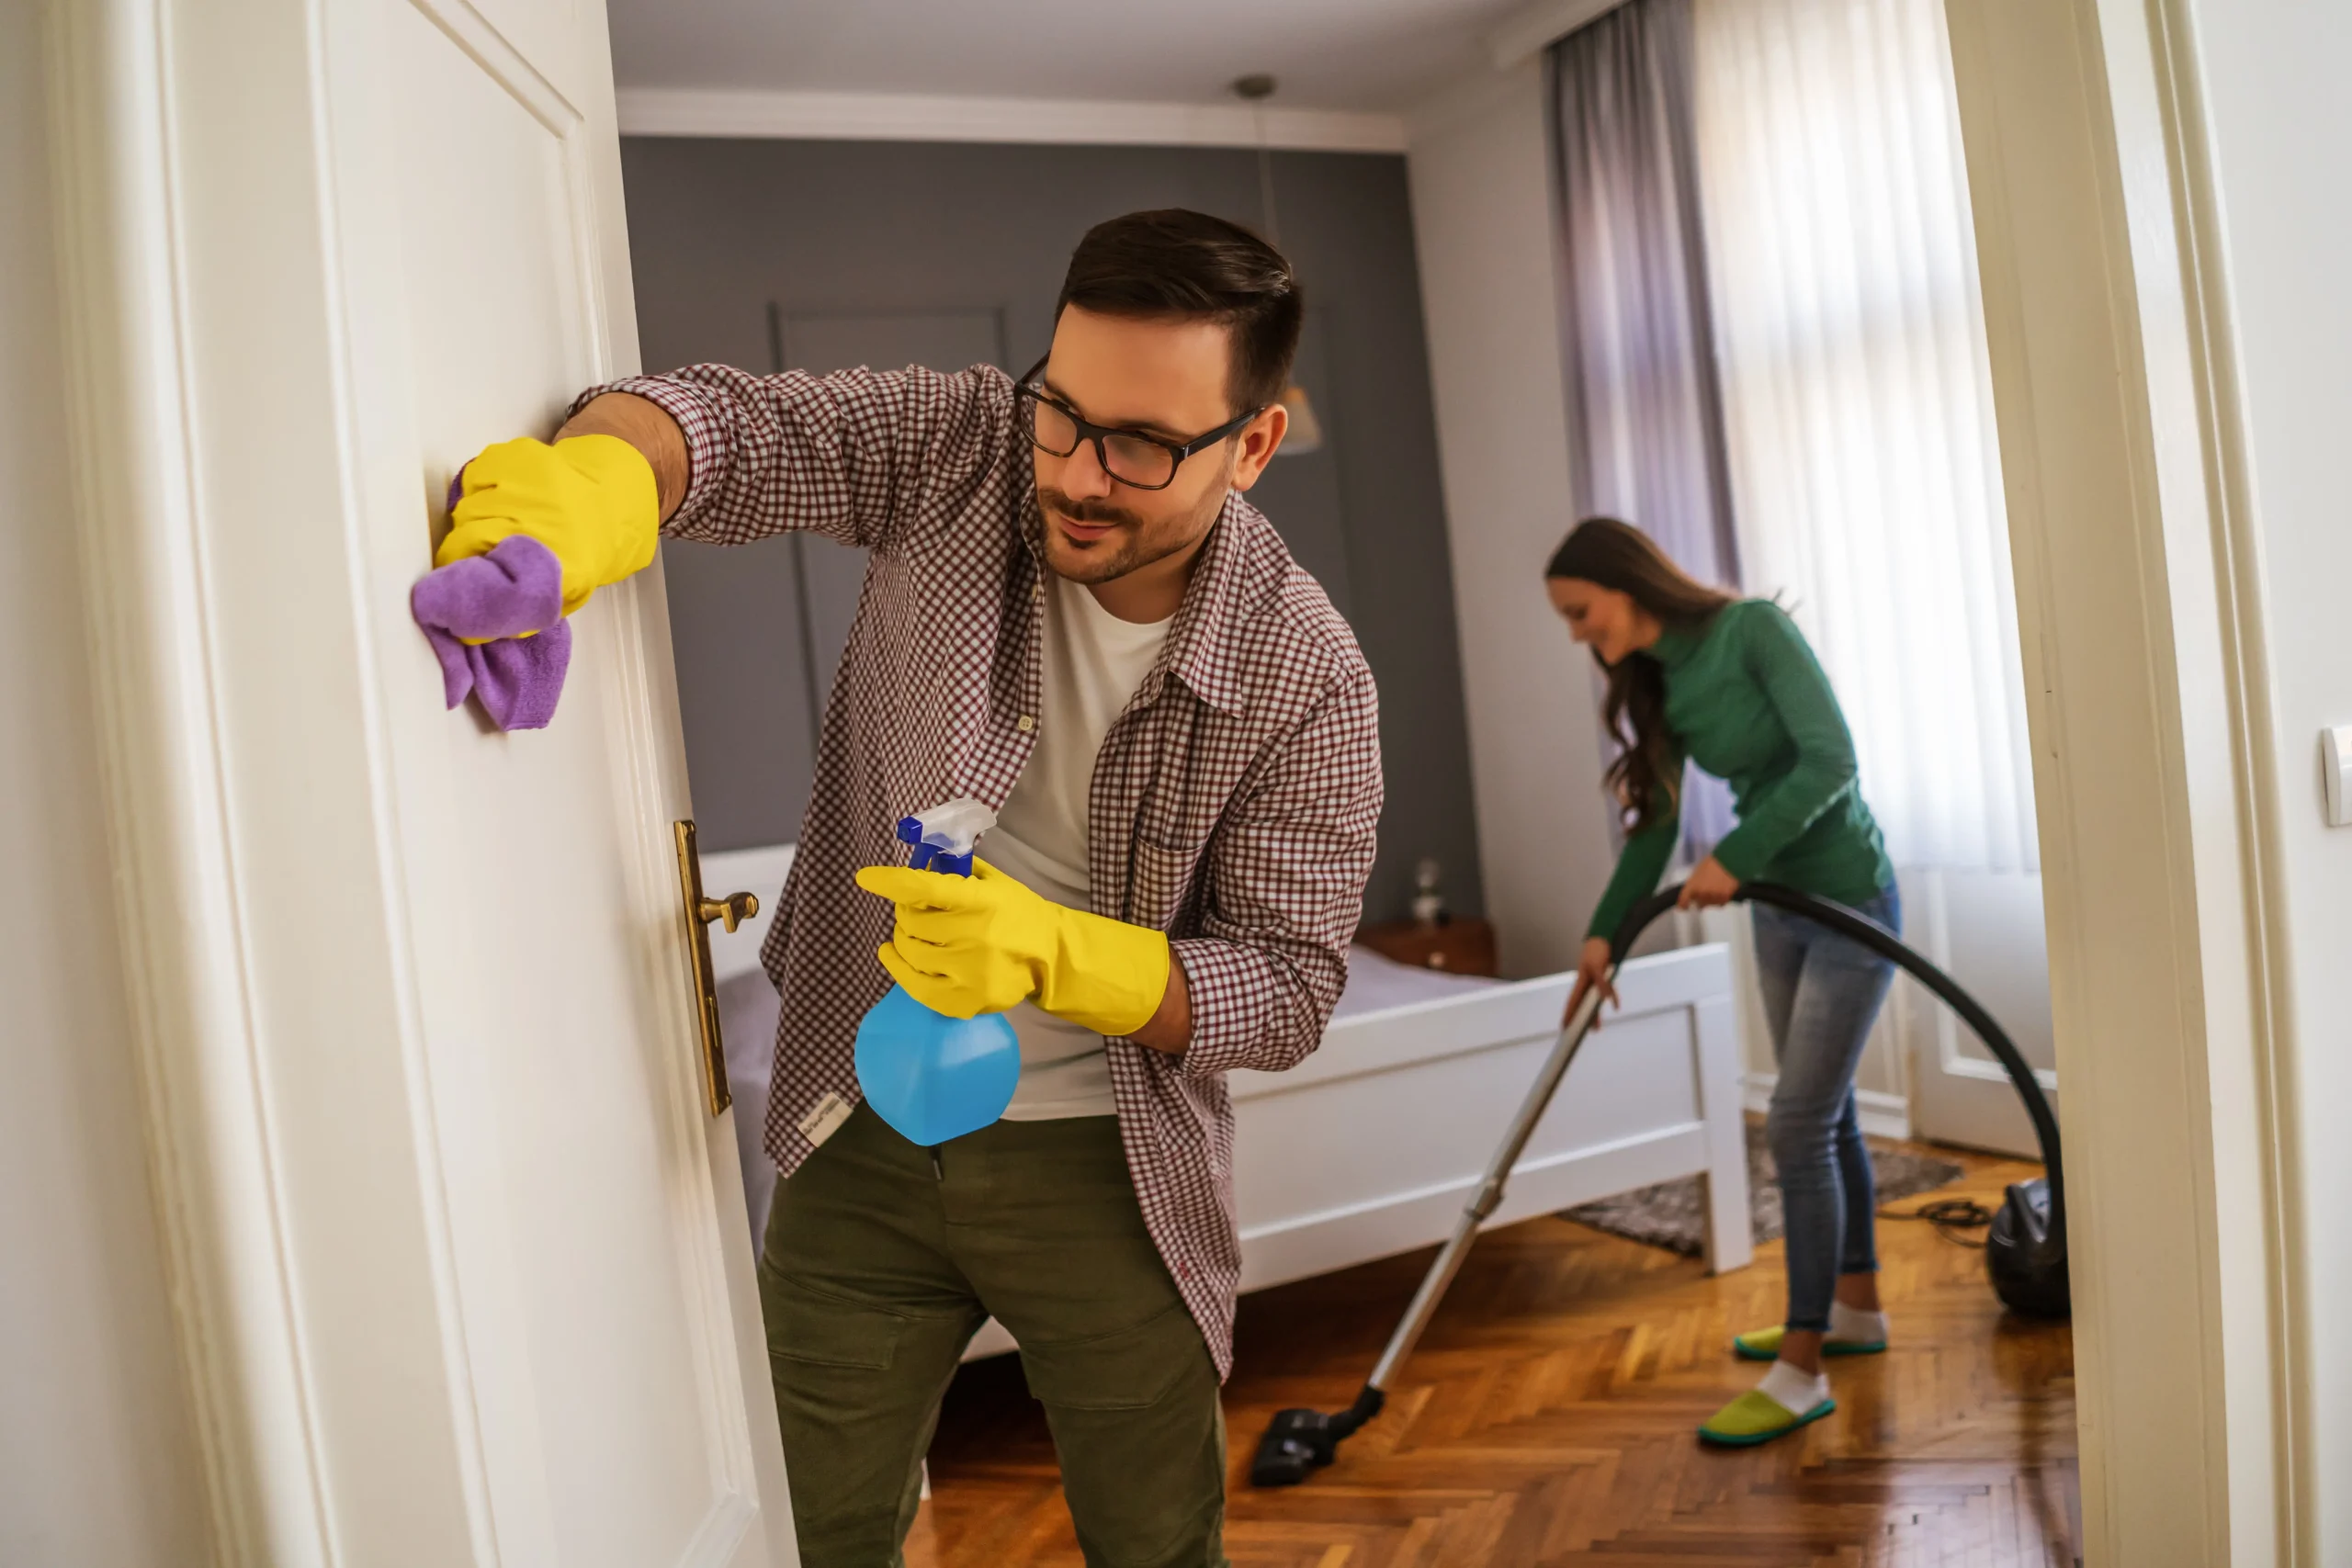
[605,0,1540,115]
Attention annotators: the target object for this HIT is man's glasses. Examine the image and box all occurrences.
[1012,356,1264,491]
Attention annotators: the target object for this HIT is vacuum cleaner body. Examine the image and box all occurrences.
[1249,879,2069,1489]
[1987,1175,2069,1318]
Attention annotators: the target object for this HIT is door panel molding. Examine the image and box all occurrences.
[406,0,583,135]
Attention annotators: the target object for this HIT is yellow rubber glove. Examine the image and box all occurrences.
[854,859,1171,1036]
[436,434,660,619]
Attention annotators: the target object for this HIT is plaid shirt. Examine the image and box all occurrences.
[582,363,1382,1375]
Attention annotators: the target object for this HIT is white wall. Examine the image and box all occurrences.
[1407,65,1619,981]
[0,11,210,1564]
[2183,0,2352,1551]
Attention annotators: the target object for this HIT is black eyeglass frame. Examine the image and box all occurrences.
[1012,355,1267,491]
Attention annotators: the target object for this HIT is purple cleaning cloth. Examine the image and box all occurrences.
[410,531,572,732]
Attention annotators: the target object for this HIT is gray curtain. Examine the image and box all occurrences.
[1546,0,1740,857]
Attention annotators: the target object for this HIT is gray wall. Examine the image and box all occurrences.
[621,135,1482,924]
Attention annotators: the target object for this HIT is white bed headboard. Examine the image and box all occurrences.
[699,842,796,984]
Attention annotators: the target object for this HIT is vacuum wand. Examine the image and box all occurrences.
[1366,980,1611,1393]
[1247,879,2066,1489]
[1248,923,1631,1488]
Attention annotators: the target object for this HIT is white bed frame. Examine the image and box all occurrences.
[1228,943,1752,1294]
[700,847,1753,1364]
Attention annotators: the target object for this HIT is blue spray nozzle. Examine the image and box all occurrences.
[897,796,996,877]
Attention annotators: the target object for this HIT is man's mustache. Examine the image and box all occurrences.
[1038,489,1143,530]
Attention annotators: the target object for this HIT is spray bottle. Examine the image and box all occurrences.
[853,797,1022,1145]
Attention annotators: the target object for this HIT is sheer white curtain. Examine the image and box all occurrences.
[1690,0,2037,873]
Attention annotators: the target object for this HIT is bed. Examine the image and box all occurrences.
[703,845,1752,1360]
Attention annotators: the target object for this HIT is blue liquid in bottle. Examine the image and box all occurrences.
[853,803,1020,1146]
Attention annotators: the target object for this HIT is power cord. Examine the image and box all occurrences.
[1880,1196,1996,1248]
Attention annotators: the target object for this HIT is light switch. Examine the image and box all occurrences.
[2326,726,2352,828]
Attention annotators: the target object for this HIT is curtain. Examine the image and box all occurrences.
[1689,0,2038,873]
[1546,0,1741,857]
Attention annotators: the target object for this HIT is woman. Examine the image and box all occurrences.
[1551,517,1899,1448]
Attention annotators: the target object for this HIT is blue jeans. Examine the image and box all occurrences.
[1753,885,1901,1334]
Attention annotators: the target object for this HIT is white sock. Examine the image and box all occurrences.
[1828,1301,1888,1344]
[1757,1358,1830,1416]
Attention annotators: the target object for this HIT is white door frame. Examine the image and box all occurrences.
[40,0,2304,1561]
[1946,2,2294,1563]
[48,4,330,1551]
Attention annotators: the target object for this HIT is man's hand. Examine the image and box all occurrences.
[1678,855,1741,910]
[854,859,1174,1043]
[437,434,659,615]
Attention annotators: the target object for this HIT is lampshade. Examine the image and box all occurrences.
[1278,384,1323,457]
[1233,73,1327,461]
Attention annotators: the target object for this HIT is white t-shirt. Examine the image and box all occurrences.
[985,572,1173,1119]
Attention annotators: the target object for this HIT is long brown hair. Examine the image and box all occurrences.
[1545,518,1735,833]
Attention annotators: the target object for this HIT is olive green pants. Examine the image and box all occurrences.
[758,1105,1228,1568]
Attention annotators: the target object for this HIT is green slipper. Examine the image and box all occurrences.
[1732,1324,1887,1361]
[1698,1388,1837,1446]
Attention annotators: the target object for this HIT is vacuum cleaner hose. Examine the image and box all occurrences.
[1248,879,2067,1488]
[1654,883,2064,1256]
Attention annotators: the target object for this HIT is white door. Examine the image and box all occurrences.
[1702,869,2057,1161]
[335,2,798,1561]
[1899,868,2060,1159]
[54,0,793,1562]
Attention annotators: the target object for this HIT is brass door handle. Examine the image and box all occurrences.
[698,891,759,934]
[673,819,760,1117]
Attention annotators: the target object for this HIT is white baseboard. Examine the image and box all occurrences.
[1742,1073,1913,1142]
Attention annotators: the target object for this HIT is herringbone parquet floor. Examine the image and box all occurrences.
[907,1142,2078,1567]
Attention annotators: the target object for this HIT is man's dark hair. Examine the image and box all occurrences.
[1056,209,1304,416]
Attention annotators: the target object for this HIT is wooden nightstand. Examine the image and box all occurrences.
[1355,917,1498,977]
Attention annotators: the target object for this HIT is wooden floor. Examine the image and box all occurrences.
[906,1143,2078,1568]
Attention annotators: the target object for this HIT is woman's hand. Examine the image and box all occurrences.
[1678,855,1741,910]
[1564,936,1619,1029]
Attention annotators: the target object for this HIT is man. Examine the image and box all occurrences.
[450,209,1381,1565]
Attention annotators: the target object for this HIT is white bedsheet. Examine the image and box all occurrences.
[1329,941,1502,1018]
[714,942,1502,1249]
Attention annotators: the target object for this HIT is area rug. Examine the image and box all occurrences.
[1562,1121,1965,1258]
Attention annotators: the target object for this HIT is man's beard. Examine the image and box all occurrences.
[1033,479,1226,586]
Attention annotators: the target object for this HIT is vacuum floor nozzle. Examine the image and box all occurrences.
[1249,1388,1384,1487]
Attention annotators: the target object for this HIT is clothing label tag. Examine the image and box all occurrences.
[797,1091,853,1146]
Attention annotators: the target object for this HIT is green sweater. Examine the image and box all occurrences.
[1587,600,1893,941]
